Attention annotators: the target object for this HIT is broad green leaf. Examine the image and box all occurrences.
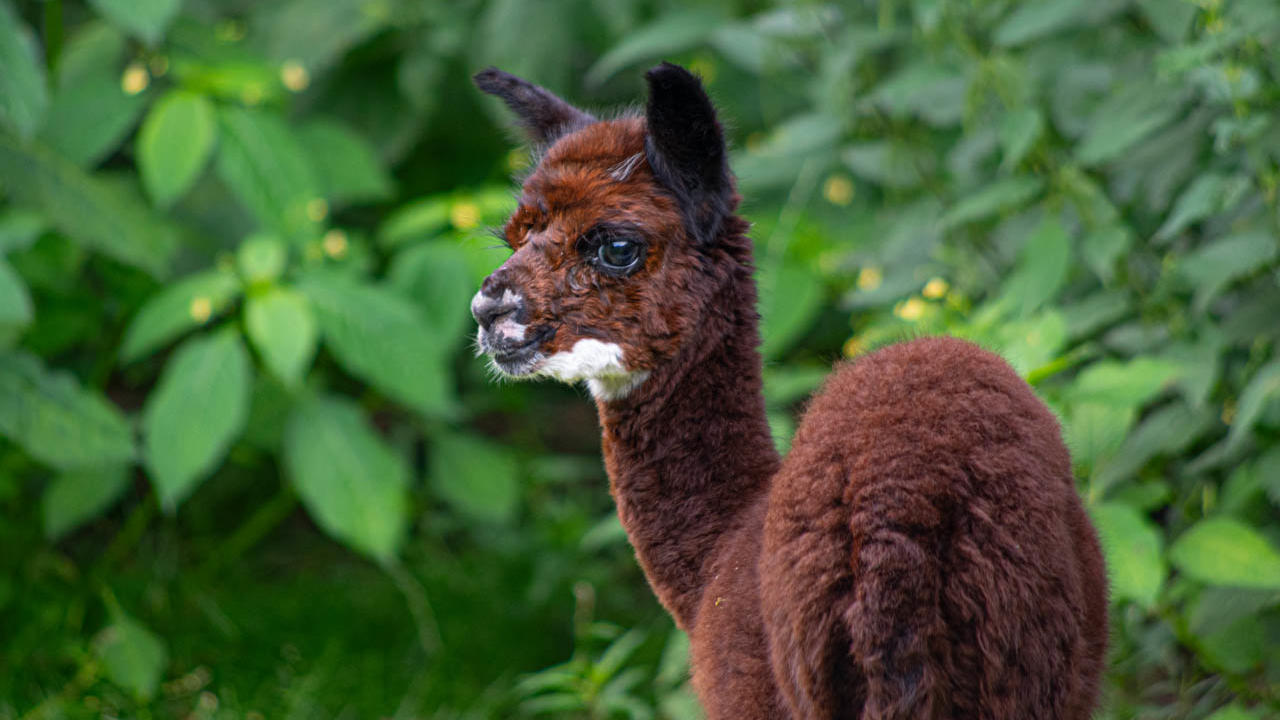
[0,0,48,139]
[940,177,1043,228]
[0,351,134,470]
[1067,402,1134,474]
[1169,517,1280,589]
[1204,704,1262,720]
[88,0,181,45]
[0,134,175,276]
[759,258,824,359]
[250,0,392,71]
[297,120,394,204]
[993,0,1092,46]
[1095,401,1216,493]
[0,256,32,330]
[120,268,242,362]
[56,21,126,88]
[869,61,968,128]
[142,330,252,510]
[96,604,167,700]
[586,9,723,85]
[1081,225,1132,283]
[299,273,452,416]
[1227,360,1280,450]
[284,394,408,561]
[236,233,287,284]
[1070,357,1180,408]
[1137,0,1198,42]
[0,208,43,253]
[40,67,149,168]
[999,218,1071,317]
[990,310,1067,378]
[215,106,322,242]
[1179,231,1278,313]
[430,432,519,524]
[387,241,474,351]
[1076,84,1185,166]
[245,287,317,389]
[1090,502,1165,609]
[42,464,131,539]
[1155,174,1250,241]
[998,108,1044,171]
[763,365,830,407]
[842,141,934,189]
[138,91,218,209]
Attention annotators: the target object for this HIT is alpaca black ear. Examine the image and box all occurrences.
[644,62,732,247]
[474,67,596,146]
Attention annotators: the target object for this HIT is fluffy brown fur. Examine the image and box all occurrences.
[471,63,1107,719]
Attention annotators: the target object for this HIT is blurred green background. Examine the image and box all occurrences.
[1,0,1279,718]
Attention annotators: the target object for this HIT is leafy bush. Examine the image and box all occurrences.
[1,0,1278,718]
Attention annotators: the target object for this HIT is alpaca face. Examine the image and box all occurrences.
[471,65,734,400]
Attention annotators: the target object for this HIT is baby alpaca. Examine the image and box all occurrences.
[470,62,1107,719]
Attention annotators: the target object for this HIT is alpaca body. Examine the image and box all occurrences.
[470,63,1107,719]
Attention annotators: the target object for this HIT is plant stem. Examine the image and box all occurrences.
[196,484,298,578]
[382,559,442,656]
[42,0,62,77]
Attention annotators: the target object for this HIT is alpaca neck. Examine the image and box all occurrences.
[596,239,780,628]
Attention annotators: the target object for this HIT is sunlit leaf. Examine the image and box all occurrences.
[245,286,317,389]
[96,602,167,699]
[284,394,408,561]
[1090,502,1165,609]
[138,91,218,209]
[88,0,181,45]
[1070,357,1180,408]
[142,330,252,510]
[40,67,148,168]
[1227,360,1280,450]
[42,464,131,539]
[236,233,287,285]
[1169,517,1280,589]
[999,218,1071,317]
[0,351,134,470]
[120,268,242,363]
[0,0,48,139]
[759,258,824,359]
[430,432,519,524]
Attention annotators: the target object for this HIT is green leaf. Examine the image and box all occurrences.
[96,603,167,700]
[1169,517,1280,589]
[999,218,1071,317]
[1204,704,1262,720]
[250,0,392,71]
[40,66,149,168]
[759,259,824,359]
[1095,401,1216,493]
[0,134,175,276]
[1076,84,1185,166]
[245,287,317,389]
[284,394,408,561]
[993,0,1092,47]
[142,330,252,510]
[42,465,131,539]
[0,0,48,139]
[1070,357,1180,408]
[1067,402,1135,473]
[0,256,33,330]
[841,141,934,189]
[1090,502,1165,609]
[868,61,968,128]
[1179,231,1278,313]
[998,108,1044,171]
[236,233,287,284]
[299,273,452,416]
[1081,225,1132,283]
[88,0,181,45]
[1227,360,1280,450]
[585,9,723,85]
[940,177,1043,228]
[0,208,43,253]
[297,120,394,204]
[215,106,322,242]
[1155,174,1250,241]
[387,241,474,352]
[120,268,242,363]
[138,91,218,209]
[0,351,134,470]
[430,432,519,524]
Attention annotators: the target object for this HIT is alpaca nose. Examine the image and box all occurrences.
[471,285,524,331]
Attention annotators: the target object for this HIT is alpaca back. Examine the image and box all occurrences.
[760,336,1107,719]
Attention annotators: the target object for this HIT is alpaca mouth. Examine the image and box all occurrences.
[487,325,556,375]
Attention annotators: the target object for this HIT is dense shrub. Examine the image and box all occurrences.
[1,1,1277,718]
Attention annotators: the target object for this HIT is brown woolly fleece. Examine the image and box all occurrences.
[471,63,1108,719]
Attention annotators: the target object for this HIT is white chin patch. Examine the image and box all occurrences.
[537,339,649,401]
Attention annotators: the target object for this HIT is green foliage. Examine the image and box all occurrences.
[2,1,1279,719]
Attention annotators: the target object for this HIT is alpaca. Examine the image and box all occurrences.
[470,63,1108,719]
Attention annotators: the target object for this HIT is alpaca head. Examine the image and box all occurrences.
[470,63,739,401]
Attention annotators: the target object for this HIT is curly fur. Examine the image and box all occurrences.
[472,63,1107,719]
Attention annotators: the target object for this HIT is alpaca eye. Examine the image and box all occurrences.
[597,239,643,271]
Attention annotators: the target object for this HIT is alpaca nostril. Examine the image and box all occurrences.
[472,289,523,331]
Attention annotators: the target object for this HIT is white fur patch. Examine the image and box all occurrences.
[537,339,649,401]
[608,152,644,182]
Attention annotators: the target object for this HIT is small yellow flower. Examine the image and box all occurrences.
[189,296,213,323]
[857,266,883,291]
[121,63,149,95]
[281,60,310,92]
[306,198,329,222]
[822,175,855,206]
[322,229,349,259]
[894,296,926,321]
[1221,398,1236,425]
[842,336,864,358]
[450,201,480,230]
[922,277,949,299]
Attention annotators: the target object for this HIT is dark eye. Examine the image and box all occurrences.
[596,238,643,272]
